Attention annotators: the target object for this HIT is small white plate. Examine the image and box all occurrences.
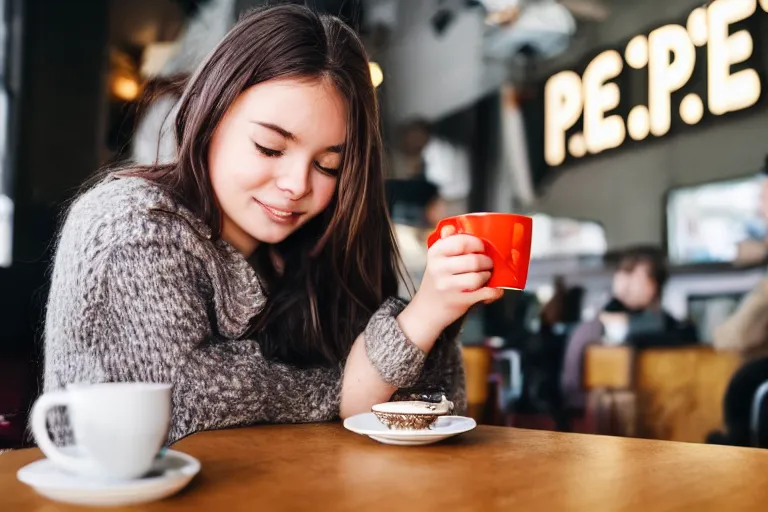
[344,413,476,446]
[17,448,200,507]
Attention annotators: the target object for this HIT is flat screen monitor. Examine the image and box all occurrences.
[666,175,765,265]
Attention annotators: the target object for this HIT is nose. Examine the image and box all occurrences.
[275,158,311,200]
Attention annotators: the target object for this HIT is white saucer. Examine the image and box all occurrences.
[17,448,200,507]
[344,413,476,446]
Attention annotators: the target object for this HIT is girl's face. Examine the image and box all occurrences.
[208,77,347,256]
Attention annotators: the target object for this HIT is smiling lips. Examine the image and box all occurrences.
[255,199,302,224]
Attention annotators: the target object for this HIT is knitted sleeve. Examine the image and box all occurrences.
[364,297,468,415]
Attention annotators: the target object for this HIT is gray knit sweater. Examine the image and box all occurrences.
[44,177,466,443]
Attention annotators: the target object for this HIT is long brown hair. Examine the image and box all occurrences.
[124,4,401,366]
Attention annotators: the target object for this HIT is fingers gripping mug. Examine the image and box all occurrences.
[427,213,533,290]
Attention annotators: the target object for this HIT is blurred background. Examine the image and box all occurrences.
[1,0,768,449]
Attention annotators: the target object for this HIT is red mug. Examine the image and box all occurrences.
[427,213,533,290]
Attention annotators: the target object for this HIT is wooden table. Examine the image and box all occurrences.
[3,424,768,511]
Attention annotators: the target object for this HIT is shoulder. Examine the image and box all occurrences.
[567,318,603,345]
[66,175,202,235]
[70,175,167,213]
[576,317,603,332]
[54,175,265,338]
[58,176,210,263]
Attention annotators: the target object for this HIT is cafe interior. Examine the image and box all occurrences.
[2,0,768,508]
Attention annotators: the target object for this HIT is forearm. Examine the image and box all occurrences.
[339,333,400,418]
[339,297,467,418]
[173,339,343,442]
[395,294,446,351]
[408,335,467,414]
[340,337,470,418]
[714,282,768,352]
[179,298,447,429]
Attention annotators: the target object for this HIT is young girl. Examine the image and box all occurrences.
[44,4,501,444]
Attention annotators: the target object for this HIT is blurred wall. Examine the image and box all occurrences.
[532,108,768,248]
[380,1,505,124]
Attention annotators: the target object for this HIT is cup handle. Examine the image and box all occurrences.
[427,219,512,266]
[427,218,460,248]
[31,391,94,475]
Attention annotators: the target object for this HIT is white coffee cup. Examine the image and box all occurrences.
[603,320,629,345]
[30,382,172,480]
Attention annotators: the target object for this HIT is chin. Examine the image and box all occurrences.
[248,227,294,245]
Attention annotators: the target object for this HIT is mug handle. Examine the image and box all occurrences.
[31,391,94,475]
[426,219,514,272]
[427,217,460,248]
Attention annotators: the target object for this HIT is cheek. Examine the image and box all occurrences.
[210,148,272,197]
[643,282,658,300]
[631,278,654,301]
[310,176,337,211]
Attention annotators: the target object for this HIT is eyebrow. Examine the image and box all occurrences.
[252,121,345,153]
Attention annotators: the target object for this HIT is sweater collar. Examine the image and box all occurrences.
[135,177,266,339]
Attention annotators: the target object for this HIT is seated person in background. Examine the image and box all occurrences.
[539,276,567,331]
[390,118,471,216]
[708,156,768,447]
[711,294,768,447]
[713,156,768,357]
[712,280,768,358]
[561,246,698,410]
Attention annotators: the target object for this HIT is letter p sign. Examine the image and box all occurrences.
[544,71,583,167]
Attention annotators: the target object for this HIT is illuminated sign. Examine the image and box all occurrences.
[544,0,766,167]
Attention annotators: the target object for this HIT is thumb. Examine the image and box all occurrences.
[484,288,505,304]
[467,287,504,305]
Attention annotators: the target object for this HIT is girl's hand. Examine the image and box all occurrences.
[410,225,504,331]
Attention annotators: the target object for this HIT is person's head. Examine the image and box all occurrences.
[164,5,385,254]
[399,118,431,157]
[611,246,668,311]
[128,5,399,365]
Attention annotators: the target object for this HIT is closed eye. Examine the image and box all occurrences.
[315,162,340,177]
[255,142,283,157]
[256,141,339,176]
